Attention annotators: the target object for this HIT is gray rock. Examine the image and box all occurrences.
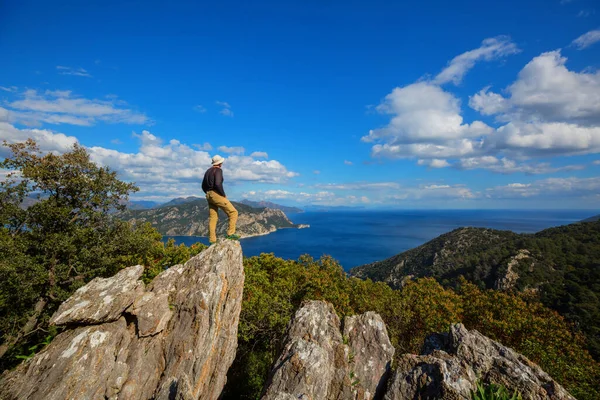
[385,323,575,400]
[1,240,244,400]
[50,265,145,326]
[343,312,395,399]
[262,300,394,400]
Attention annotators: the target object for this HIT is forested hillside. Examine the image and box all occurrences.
[351,222,600,359]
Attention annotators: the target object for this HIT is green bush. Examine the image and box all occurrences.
[471,381,522,400]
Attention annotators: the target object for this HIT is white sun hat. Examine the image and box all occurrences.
[211,155,225,166]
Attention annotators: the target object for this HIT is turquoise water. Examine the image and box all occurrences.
[164,210,597,270]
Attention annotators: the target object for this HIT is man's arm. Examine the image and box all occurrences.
[214,168,226,197]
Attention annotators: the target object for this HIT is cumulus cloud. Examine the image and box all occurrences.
[56,66,92,77]
[315,182,401,190]
[433,36,519,85]
[250,151,268,158]
[218,145,245,154]
[486,176,600,199]
[457,156,585,174]
[418,159,451,168]
[366,44,600,174]
[0,111,78,155]
[0,122,298,199]
[571,29,600,49]
[4,89,149,126]
[216,101,233,117]
[194,142,213,151]
[362,82,492,145]
[243,189,337,203]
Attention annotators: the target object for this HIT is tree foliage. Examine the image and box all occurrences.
[222,253,600,400]
[0,140,204,370]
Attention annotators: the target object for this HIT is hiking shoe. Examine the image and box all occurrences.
[225,234,240,240]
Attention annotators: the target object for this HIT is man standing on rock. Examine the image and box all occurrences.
[202,155,239,244]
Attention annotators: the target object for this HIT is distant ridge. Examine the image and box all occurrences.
[160,196,204,208]
[582,214,600,222]
[118,198,300,238]
[240,199,303,214]
[351,220,600,358]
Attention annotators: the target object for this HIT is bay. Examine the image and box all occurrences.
[164,209,597,270]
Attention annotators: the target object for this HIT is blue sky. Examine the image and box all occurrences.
[1,0,599,209]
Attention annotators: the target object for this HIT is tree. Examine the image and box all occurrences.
[0,140,158,367]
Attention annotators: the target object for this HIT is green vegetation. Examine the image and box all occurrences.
[471,381,522,400]
[1,139,599,400]
[0,140,204,370]
[351,223,600,359]
[118,196,297,236]
[222,253,600,400]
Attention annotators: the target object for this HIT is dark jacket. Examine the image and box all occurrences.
[202,166,226,197]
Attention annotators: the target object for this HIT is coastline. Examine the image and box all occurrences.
[162,224,310,241]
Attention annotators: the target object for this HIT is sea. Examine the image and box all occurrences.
[164,209,597,270]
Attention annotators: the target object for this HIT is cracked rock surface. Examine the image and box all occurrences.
[0,240,244,400]
[262,300,394,400]
[385,323,576,400]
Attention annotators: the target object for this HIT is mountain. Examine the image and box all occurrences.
[303,205,366,212]
[160,196,203,208]
[350,220,600,359]
[582,214,600,222]
[118,198,300,237]
[239,199,303,214]
[126,200,162,210]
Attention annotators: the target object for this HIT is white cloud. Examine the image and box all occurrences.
[313,170,321,174]
[56,66,92,77]
[216,101,233,117]
[362,82,492,146]
[5,89,149,126]
[0,118,78,156]
[433,36,519,85]
[0,122,298,199]
[193,105,207,113]
[594,160,600,165]
[571,29,600,49]
[486,176,600,199]
[344,160,353,165]
[0,86,17,92]
[194,142,213,151]
[250,151,268,158]
[469,87,510,116]
[457,156,585,174]
[110,139,123,145]
[315,182,401,190]
[218,145,245,154]
[417,159,451,168]
[366,46,600,173]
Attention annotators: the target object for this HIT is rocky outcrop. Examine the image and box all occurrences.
[262,301,394,400]
[0,240,244,400]
[119,198,300,238]
[494,249,532,291]
[385,323,575,400]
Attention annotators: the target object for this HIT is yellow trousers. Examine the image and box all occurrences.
[206,191,238,242]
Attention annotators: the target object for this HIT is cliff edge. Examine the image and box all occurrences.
[0,240,244,400]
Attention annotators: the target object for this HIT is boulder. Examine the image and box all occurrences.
[0,240,244,400]
[385,323,576,400]
[262,300,394,400]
